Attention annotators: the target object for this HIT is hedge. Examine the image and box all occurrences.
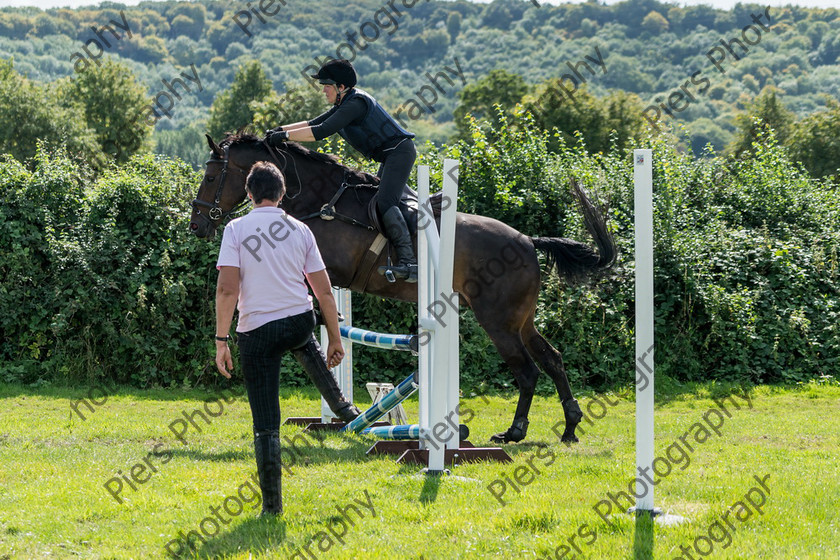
[1,125,837,391]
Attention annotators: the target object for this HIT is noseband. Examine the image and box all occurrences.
[190,144,249,227]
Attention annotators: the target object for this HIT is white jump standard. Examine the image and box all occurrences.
[288,160,511,469]
[630,149,684,525]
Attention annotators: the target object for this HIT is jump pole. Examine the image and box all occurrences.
[383,160,510,469]
[284,289,416,428]
[322,288,353,423]
[418,162,452,473]
[293,160,510,466]
[632,150,683,524]
[633,149,657,516]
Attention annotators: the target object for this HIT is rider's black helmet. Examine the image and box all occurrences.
[311,59,357,88]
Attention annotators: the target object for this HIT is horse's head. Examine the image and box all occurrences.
[189,134,256,238]
[190,132,376,238]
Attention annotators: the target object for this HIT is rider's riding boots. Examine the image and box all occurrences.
[292,339,360,422]
[254,429,282,515]
[378,206,418,283]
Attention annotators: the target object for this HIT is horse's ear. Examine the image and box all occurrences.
[205,133,223,158]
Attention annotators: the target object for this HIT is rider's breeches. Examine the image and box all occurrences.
[375,138,417,215]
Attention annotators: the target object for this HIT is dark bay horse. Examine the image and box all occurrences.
[190,133,616,444]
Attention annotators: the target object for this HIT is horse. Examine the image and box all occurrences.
[190,132,616,444]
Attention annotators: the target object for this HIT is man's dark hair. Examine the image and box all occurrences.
[246,161,286,203]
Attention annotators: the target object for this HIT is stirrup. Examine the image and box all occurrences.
[377,263,417,283]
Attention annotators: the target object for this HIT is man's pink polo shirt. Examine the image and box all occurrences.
[216,207,326,333]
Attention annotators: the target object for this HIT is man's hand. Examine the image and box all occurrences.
[215,341,233,378]
[325,339,345,369]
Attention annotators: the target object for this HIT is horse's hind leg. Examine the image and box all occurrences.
[482,327,541,444]
[522,321,584,442]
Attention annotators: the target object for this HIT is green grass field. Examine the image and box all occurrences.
[0,380,838,559]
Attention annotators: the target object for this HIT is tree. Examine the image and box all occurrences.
[522,81,604,152]
[64,57,153,164]
[207,60,273,138]
[167,3,207,30]
[641,11,669,34]
[251,81,328,132]
[453,69,529,141]
[688,117,733,155]
[0,59,103,167]
[521,81,647,154]
[250,81,361,161]
[786,97,840,179]
[480,0,526,30]
[815,29,840,65]
[602,90,649,153]
[154,121,208,169]
[206,19,242,55]
[728,87,795,157]
[170,15,203,41]
[446,12,461,44]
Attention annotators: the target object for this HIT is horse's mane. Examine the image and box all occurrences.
[220,132,378,185]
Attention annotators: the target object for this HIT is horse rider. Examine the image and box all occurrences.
[267,59,418,283]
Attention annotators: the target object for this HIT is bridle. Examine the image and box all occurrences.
[190,138,371,232]
[190,144,250,227]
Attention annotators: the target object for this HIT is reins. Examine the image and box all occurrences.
[193,138,378,233]
[263,141,377,232]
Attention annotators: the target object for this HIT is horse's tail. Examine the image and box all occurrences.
[531,179,617,283]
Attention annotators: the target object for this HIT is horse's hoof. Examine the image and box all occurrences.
[490,419,529,443]
[561,432,579,443]
[489,430,523,444]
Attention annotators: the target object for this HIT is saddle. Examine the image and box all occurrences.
[367,184,420,236]
[349,186,444,292]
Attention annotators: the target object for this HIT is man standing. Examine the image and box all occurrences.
[214,162,358,515]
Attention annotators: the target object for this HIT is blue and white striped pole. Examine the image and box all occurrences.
[363,423,469,441]
[361,424,421,439]
[341,371,419,433]
[339,326,416,352]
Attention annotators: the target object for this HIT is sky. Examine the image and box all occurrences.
[0,0,837,11]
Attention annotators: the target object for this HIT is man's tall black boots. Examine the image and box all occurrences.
[254,429,282,515]
[292,338,360,422]
[378,206,418,283]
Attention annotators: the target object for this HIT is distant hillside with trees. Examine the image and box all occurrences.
[0,0,839,174]
[1,0,838,388]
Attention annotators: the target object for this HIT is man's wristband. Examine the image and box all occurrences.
[215,335,230,342]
